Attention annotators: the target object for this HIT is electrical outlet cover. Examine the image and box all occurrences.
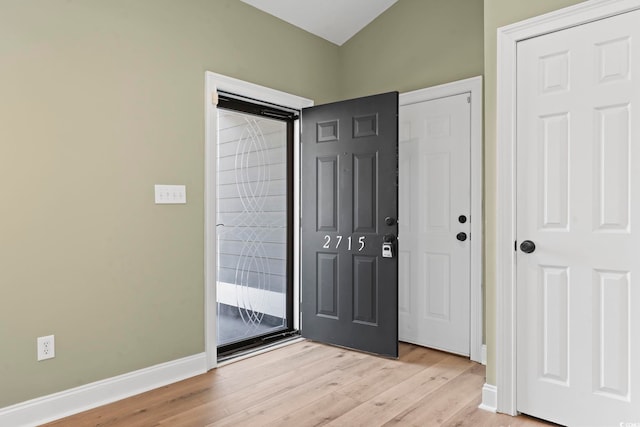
[37,335,55,361]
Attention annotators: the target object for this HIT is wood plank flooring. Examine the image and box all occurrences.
[42,341,556,427]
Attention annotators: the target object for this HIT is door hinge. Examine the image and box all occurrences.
[467,96,471,104]
[211,91,219,106]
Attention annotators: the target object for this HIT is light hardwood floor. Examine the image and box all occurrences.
[43,341,557,427]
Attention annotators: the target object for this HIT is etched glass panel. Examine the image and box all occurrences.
[216,108,288,346]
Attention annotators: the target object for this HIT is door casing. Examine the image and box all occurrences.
[204,71,313,370]
[204,73,483,368]
[400,76,484,364]
[495,0,640,415]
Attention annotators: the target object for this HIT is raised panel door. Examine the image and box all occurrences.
[516,9,640,425]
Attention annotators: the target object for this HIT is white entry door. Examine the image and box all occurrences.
[398,93,471,356]
[516,9,640,426]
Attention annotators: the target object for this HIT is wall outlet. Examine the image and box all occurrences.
[37,335,55,361]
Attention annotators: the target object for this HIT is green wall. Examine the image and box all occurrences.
[482,0,586,385]
[339,0,484,99]
[0,0,339,408]
[1,0,594,410]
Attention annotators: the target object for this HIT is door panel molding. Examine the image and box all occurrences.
[496,0,640,416]
[400,76,484,364]
[204,72,312,370]
[300,92,399,358]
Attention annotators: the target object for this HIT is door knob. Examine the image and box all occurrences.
[520,240,536,253]
[458,215,467,224]
[456,232,467,242]
[385,216,396,226]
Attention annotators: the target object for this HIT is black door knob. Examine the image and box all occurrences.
[458,215,467,224]
[456,232,467,242]
[385,217,396,226]
[520,240,536,253]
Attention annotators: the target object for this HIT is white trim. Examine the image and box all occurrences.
[0,353,206,427]
[495,0,640,416]
[293,118,301,330]
[204,72,313,368]
[204,73,217,371]
[479,383,498,413]
[206,72,313,111]
[481,344,487,366]
[400,76,484,364]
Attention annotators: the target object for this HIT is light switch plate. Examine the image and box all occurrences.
[155,185,186,204]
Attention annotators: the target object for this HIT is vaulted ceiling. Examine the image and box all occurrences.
[240,0,398,46]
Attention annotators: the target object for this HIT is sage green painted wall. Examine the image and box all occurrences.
[1,0,596,410]
[0,0,339,407]
[339,0,484,99]
[483,0,586,385]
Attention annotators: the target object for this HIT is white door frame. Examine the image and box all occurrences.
[400,76,484,363]
[204,71,312,370]
[205,74,484,368]
[495,0,640,415]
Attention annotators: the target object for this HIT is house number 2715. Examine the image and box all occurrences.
[323,235,365,251]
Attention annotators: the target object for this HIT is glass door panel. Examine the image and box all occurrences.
[216,106,290,350]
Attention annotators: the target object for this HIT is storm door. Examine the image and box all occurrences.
[300,92,399,358]
[216,95,295,357]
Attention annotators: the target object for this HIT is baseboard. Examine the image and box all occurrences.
[478,383,498,413]
[0,353,207,427]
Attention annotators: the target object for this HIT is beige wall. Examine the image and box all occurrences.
[482,0,586,385]
[0,0,339,407]
[339,0,484,99]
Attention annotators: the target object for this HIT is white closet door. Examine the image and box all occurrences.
[516,9,640,426]
[399,93,471,356]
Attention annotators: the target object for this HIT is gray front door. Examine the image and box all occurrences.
[301,92,399,358]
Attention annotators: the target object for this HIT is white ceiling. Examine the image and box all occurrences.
[241,0,398,46]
